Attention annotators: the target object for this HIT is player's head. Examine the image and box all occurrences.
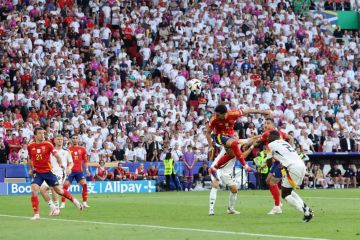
[214,104,227,119]
[71,134,79,145]
[54,134,64,148]
[264,118,275,130]
[267,130,280,143]
[34,127,45,142]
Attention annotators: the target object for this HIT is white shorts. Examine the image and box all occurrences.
[211,170,237,187]
[41,171,66,188]
[281,164,306,189]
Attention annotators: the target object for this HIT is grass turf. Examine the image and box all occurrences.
[0,189,359,240]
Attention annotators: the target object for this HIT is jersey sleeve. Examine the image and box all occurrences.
[46,141,57,155]
[208,116,216,130]
[260,131,268,142]
[228,110,242,119]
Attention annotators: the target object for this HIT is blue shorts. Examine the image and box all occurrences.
[67,171,85,183]
[212,134,232,146]
[31,172,59,187]
[270,161,282,178]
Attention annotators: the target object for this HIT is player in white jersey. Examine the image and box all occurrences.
[209,136,256,216]
[40,134,73,216]
[267,130,314,222]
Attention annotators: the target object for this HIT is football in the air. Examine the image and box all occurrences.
[187,79,202,94]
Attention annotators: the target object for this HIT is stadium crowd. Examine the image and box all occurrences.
[0,0,359,185]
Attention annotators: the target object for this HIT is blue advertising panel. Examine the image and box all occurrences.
[2,180,156,195]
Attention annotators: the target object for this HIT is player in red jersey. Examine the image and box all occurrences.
[206,104,270,180]
[61,134,91,208]
[28,127,83,220]
[259,118,294,215]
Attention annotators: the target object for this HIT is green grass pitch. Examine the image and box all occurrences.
[0,189,359,240]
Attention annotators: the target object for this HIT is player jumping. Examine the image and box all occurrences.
[28,128,83,220]
[206,104,270,179]
[61,134,90,208]
[40,134,73,216]
[209,136,257,216]
[267,130,314,222]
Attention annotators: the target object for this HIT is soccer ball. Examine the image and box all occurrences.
[187,79,202,94]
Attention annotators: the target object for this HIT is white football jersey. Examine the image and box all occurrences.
[212,139,248,175]
[51,149,73,176]
[268,140,304,170]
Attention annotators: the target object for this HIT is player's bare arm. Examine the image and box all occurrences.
[53,153,65,170]
[242,109,272,116]
[206,126,214,153]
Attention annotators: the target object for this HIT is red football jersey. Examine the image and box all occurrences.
[28,141,57,173]
[208,110,242,136]
[260,128,288,145]
[68,146,88,172]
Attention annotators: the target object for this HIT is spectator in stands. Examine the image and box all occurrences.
[298,130,315,153]
[112,144,125,162]
[171,143,183,162]
[147,164,159,181]
[124,143,136,162]
[135,163,147,180]
[183,145,196,191]
[113,163,127,181]
[134,142,147,162]
[314,164,328,189]
[343,164,357,188]
[95,160,109,181]
[18,144,29,164]
[323,135,338,152]
[327,164,345,189]
[340,132,356,152]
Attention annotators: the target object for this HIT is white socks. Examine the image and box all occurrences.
[54,200,59,208]
[209,188,218,211]
[47,200,56,209]
[291,191,304,208]
[228,192,237,209]
[285,195,304,213]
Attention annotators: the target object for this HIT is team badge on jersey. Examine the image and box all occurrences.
[37,149,41,153]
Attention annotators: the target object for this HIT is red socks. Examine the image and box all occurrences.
[269,184,281,206]
[31,195,39,214]
[62,189,74,202]
[230,141,246,166]
[82,184,88,202]
[213,154,233,169]
[61,184,69,203]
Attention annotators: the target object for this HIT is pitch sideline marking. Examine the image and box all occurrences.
[0,214,330,240]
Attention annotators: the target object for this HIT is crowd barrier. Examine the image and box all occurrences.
[0,152,358,195]
[0,180,157,195]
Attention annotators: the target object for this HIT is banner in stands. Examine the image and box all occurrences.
[0,180,157,195]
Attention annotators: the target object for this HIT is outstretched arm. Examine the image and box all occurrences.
[242,109,271,116]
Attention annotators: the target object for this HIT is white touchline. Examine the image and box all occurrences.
[0,214,330,240]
